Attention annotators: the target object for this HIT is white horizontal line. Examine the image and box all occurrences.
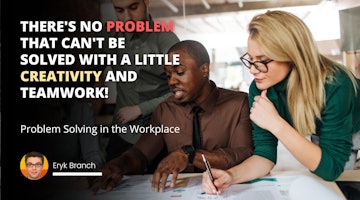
[52,172,102,176]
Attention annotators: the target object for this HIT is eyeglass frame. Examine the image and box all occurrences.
[26,163,43,168]
[240,52,274,73]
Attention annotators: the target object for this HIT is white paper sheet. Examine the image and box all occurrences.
[289,176,343,200]
[50,174,343,200]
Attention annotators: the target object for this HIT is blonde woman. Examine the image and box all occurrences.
[202,10,360,194]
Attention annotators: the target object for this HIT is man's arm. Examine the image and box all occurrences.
[92,109,166,194]
[192,147,253,170]
[138,92,172,116]
[194,95,254,169]
[151,94,253,192]
[92,147,147,194]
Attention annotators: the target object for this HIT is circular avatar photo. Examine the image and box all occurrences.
[20,151,49,180]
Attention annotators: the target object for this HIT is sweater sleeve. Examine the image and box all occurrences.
[249,81,279,164]
[312,72,355,181]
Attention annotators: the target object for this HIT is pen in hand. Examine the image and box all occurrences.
[202,154,219,195]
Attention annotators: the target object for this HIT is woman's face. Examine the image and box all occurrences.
[247,38,291,90]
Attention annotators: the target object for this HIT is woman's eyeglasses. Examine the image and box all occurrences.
[240,53,273,73]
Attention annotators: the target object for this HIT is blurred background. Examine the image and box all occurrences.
[99,0,360,97]
[97,0,360,171]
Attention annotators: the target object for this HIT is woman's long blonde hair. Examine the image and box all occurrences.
[248,10,358,136]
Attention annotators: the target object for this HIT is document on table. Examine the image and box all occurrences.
[184,177,284,200]
[51,174,343,200]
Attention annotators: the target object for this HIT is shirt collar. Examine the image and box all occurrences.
[198,81,218,113]
[266,73,290,104]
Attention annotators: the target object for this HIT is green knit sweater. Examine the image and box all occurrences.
[249,68,360,181]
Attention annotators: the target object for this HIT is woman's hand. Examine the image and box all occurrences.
[250,90,282,133]
[201,168,233,194]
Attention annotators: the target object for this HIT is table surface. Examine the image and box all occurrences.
[267,170,347,199]
[185,169,359,198]
[176,170,352,199]
[336,169,360,181]
[50,169,359,200]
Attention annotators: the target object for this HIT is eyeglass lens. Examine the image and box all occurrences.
[26,163,43,168]
[241,56,268,72]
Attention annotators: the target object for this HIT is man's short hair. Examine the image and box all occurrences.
[168,40,210,67]
[25,151,44,163]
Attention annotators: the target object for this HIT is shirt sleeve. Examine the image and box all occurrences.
[312,72,355,181]
[138,92,172,116]
[134,104,166,164]
[249,81,279,164]
[216,94,254,168]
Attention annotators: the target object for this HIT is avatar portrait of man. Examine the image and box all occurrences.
[20,151,48,180]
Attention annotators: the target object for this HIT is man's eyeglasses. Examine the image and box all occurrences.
[26,163,43,168]
[240,53,274,73]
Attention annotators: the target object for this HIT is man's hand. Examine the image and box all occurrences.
[91,157,125,195]
[116,105,142,124]
[151,150,188,192]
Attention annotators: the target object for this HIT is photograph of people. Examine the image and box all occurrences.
[202,10,360,194]
[92,40,253,194]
